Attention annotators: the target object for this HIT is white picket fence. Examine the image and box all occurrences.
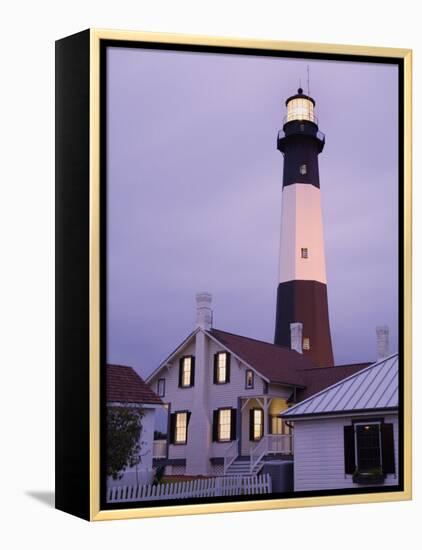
[107,473,272,503]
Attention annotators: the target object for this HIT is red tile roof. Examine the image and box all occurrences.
[107,364,163,405]
[210,329,316,386]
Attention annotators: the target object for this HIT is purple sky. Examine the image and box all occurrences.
[106,46,398,379]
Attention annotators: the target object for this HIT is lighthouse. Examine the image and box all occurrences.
[274,88,334,367]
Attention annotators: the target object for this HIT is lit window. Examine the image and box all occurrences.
[213,408,236,442]
[252,409,263,441]
[271,416,283,435]
[216,352,227,383]
[245,369,254,389]
[301,247,308,259]
[180,356,193,387]
[303,337,310,350]
[299,164,307,175]
[175,412,188,444]
[157,378,165,397]
[218,409,232,442]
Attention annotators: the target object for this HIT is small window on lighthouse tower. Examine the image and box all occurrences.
[299,164,307,175]
[301,247,308,259]
[303,338,310,350]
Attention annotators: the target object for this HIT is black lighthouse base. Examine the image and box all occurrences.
[274,280,334,367]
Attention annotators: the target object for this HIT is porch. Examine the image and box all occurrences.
[223,394,293,475]
[223,435,293,475]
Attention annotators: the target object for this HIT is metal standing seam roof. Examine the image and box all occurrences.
[282,353,398,418]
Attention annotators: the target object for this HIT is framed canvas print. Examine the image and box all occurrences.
[55,29,412,521]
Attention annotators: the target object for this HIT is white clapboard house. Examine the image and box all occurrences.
[282,353,399,491]
[146,293,372,477]
[107,364,163,487]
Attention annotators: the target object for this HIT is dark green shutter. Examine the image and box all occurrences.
[344,425,356,474]
[186,411,192,442]
[190,356,195,387]
[226,354,231,383]
[178,359,183,387]
[169,413,176,444]
[249,409,255,441]
[268,415,273,435]
[213,354,218,384]
[230,408,237,440]
[212,410,219,441]
[381,423,395,474]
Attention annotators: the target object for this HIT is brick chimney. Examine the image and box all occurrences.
[376,325,390,360]
[196,292,213,330]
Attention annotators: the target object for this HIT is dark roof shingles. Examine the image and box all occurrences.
[210,329,370,400]
[210,328,315,386]
[107,364,163,405]
[295,363,372,401]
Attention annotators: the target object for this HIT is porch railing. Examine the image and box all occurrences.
[267,434,293,455]
[223,439,238,474]
[250,435,293,474]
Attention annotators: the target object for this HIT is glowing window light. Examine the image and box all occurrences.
[271,416,283,435]
[253,409,263,440]
[218,409,231,441]
[216,352,227,383]
[182,357,191,387]
[286,97,316,123]
[175,412,188,443]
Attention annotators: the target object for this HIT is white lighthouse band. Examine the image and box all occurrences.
[278,182,327,285]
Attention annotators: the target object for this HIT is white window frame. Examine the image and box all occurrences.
[245,369,254,389]
[181,356,192,387]
[252,409,264,441]
[217,408,232,442]
[157,378,165,397]
[216,352,227,384]
[174,411,188,444]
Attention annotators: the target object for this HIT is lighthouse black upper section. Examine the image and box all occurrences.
[277,119,325,189]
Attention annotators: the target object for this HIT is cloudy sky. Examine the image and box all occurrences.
[106,46,399,379]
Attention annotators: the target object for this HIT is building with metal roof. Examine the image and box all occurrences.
[283,353,398,418]
[282,354,399,492]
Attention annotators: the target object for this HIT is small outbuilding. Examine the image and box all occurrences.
[106,364,163,487]
[282,353,399,491]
